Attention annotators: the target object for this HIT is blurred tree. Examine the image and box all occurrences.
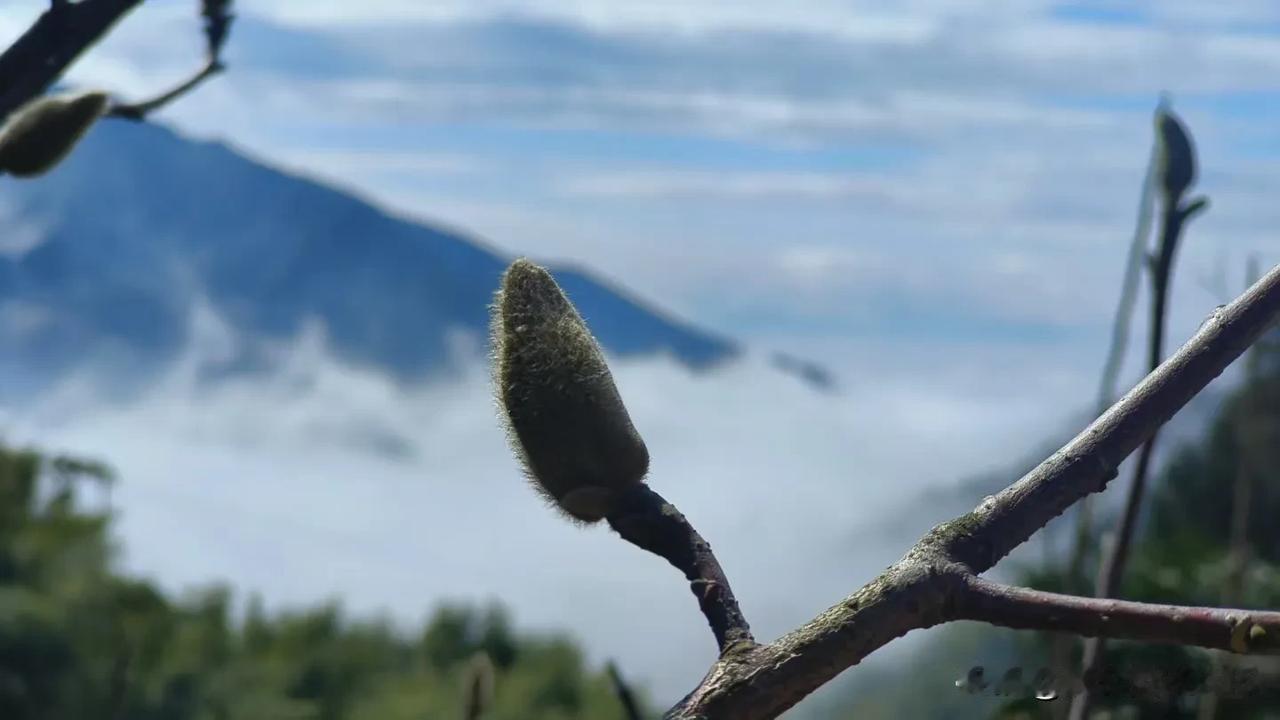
[0,442,650,719]
[1019,318,1280,719]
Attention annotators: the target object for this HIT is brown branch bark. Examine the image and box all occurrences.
[0,0,143,121]
[958,576,1280,655]
[664,262,1280,720]
[607,484,753,653]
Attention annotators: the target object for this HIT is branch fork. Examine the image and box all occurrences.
[611,262,1280,719]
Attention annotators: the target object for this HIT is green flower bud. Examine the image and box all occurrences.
[491,259,650,523]
[1155,104,1195,202]
[0,90,110,178]
[461,652,494,720]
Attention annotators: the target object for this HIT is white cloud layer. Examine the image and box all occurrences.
[0,301,1100,709]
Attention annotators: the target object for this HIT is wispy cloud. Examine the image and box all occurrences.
[245,0,946,40]
[9,0,1272,365]
[555,170,896,201]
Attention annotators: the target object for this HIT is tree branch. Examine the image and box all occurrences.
[1096,195,1207,600]
[933,240,1243,579]
[607,484,753,653]
[665,261,1280,719]
[106,58,223,121]
[1053,98,1164,699]
[958,576,1280,655]
[0,0,143,122]
[105,0,233,121]
[1094,121,1159,420]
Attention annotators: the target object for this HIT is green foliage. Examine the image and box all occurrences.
[1019,326,1280,718]
[0,443,648,719]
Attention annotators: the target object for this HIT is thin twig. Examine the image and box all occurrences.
[1095,193,1205,600]
[1054,121,1162,707]
[106,59,224,121]
[1069,109,1160,586]
[105,0,233,121]
[607,660,643,720]
[1095,127,1160,418]
[665,262,1280,719]
[1,0,232,124]
[1072,171,1209,720]
[607,484,753,652]
[959,576,1280,655]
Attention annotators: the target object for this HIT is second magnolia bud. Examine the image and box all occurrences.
[491,259,650,523]
[1155,105,1195,202]
[0,90,111,178]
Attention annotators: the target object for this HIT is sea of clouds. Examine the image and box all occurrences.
[0,299,1112,710]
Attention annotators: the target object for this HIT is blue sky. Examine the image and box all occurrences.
[3,0,1278,361]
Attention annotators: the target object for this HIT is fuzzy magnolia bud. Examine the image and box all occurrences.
[491,259,649,523]
[1155,105,1195,202]
[0,90,110,178]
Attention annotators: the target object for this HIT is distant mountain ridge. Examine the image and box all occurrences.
[0,120,742,399]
